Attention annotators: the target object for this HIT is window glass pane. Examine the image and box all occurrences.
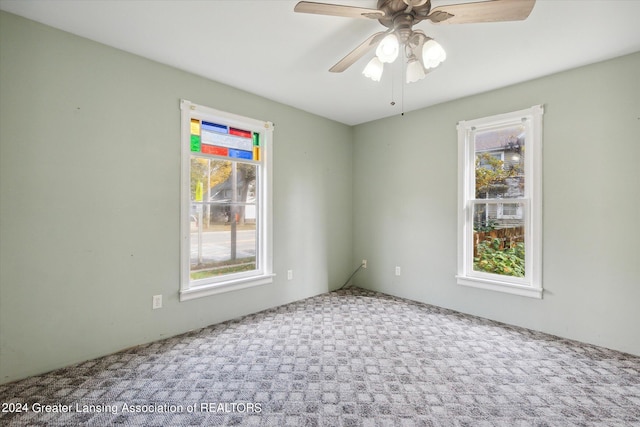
[474,124,525,199]
[190,156,257,281]
[473,202,525,278]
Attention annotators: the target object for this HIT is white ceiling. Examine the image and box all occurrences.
[2,0,639,125]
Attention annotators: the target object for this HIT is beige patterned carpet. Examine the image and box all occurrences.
[1,287,639,426]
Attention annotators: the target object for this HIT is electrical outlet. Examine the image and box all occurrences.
[287,270,293,280]
[395,266,401,276]
[152,294,162,309]
[362,259,367,269]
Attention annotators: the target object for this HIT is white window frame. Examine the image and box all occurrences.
[179,100,274,301]
[456,105,543,298]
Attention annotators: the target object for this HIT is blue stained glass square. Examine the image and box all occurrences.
[201,121,228,134]
[228,149,253,160]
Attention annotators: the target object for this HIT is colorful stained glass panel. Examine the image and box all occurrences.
[189,118,261,161]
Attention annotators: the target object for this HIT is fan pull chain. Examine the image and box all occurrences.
[390,62,396,107]
[389,58,404,116]
[401,54,405,116]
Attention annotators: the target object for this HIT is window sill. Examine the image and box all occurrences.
[456,275,542,299]
[180,274,275,301]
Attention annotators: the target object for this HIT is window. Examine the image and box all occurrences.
[180,100,273,301]
[457,105,543,298]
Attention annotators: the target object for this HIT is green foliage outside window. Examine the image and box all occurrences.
[474,237,525,277]
[475,152,520,197]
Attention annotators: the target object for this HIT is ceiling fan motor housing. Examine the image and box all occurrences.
[377,0,433,43]
[394,14,417,43]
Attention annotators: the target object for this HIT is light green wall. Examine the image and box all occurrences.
[353,51,640,356]
[0,11,353,384]
[2,10,639,385]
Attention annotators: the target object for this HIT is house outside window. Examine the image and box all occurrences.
[180,100,273,301]
[457,105,543,298]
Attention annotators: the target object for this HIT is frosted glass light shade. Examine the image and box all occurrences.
[375,34,399,63]
[406,58,426,83]
[362,57,384,81]
[422,39,446,69]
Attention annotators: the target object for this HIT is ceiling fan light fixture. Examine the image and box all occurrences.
[422,39,446,69]
[363,56,384,81]
[375,33,399,63]
[406,57,426,83]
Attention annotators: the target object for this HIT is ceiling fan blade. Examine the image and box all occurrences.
[329,31,388,73]
[427,0,535,24]
[294,1,385,19]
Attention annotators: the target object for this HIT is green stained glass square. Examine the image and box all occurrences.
[190,135,201,152]
[253,132,260,146]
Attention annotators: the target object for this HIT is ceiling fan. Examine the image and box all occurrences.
[294,0,536,83]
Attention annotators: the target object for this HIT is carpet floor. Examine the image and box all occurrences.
[1,287,639,426]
